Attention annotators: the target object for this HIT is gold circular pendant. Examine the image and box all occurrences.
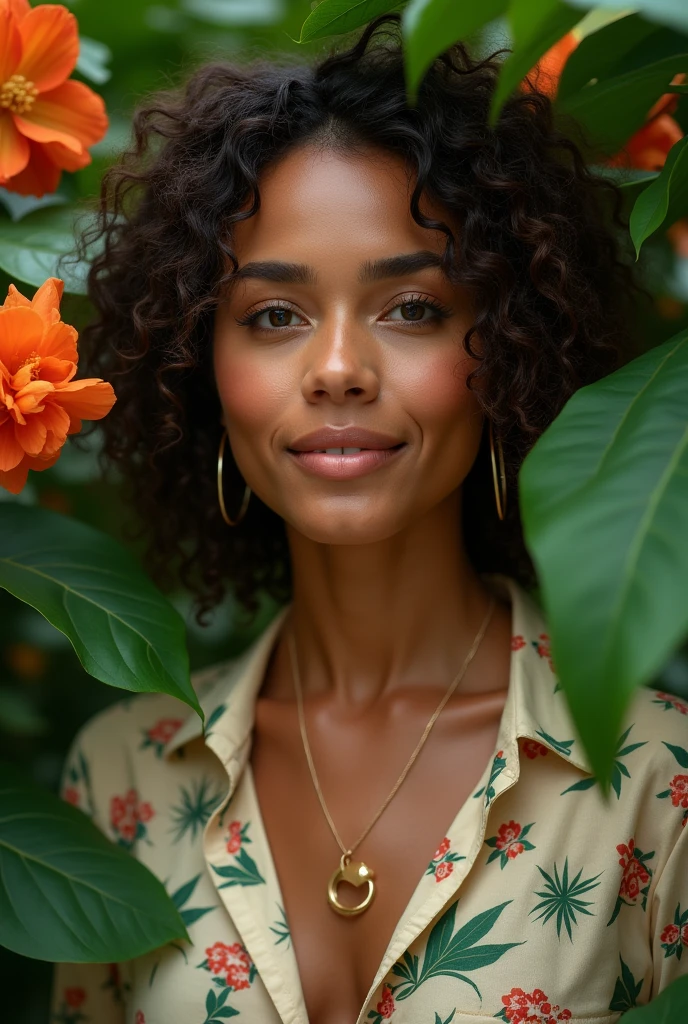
[327,852,376,916]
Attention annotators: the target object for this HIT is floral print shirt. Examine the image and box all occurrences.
[51,576,688,1024]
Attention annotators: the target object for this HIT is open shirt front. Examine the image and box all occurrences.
[52,576,688,1024]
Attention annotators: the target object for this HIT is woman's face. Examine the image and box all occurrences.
[213,145,483,545]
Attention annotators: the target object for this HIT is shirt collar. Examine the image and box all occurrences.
[164,574,593,777]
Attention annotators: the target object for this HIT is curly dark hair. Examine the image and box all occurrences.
[82,14,634,622]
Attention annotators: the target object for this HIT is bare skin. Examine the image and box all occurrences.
[213,145,512,1024]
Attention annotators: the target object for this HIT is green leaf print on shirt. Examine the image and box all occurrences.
[655,742,688,827]
[270,903,291,948]
[170,777,225,844]
[170,873,216,928]
[609,955,643,1011]
[535,728,574,757]
[561,725,647,799]
[529,858,602,941]
[202,987,239,1022]
[435,1012,456,1024]
[204,703,228,737]
[390,900,522,1002]
[473,750,508,805]
[212,823,266,887]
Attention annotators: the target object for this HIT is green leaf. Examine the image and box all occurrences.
[630,137,688,256]
[402,0,507,102]
[565,0,688,36]
[520,331,688,787]
[0,206,92,296]
[619,973,688,1022]
[490,0,584,124]
[0,766,187,961]
[557,14,660,102]
[76,36,112,85]
[299,0,402,42]
[557,54,688,156]
[0,506,201,717]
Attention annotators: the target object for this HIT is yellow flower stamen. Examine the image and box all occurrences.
[0,74,39,115]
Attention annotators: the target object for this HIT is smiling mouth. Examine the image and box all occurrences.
[292,444,405,455]
[285,443,407,479]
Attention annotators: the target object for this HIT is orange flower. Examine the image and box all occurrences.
[0,276,115,494]
[528,32,683,172]
[0,0,108,196]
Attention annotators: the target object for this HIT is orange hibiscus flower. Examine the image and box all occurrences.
[0,0,108,196]
[0,276,115,494]
[529,31,683,171]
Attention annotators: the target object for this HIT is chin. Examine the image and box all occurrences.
[287,503,406,547]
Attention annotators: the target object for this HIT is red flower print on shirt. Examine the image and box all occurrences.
[64,988,86,1009]
[377,984,395,1019]
[203,941,255,991]
[135,1013,145,1024]
[63,786,79,806]
[669,775,688,809]
[652,691,688,715]
[498,987,571,1023]
[425,836,466,880]
[511,635,526,651]
[607,838,655,925]
[226,820,243,854]
[660,905,688,960]
[522,739,549,759]
[433,837,450,861]
[531,634,555,673]
[141,717,184,757]
[486,821,536,869]
[109,789,155,848]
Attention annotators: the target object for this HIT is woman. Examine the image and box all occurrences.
[52,16,688,1024]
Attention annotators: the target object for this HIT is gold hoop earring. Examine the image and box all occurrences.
[488,420,507,522]
[217,429,251,527]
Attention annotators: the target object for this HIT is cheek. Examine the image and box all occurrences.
[398,346,481,438]
[214,346,287,437]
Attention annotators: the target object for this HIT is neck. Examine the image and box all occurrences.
[282,491,500,705]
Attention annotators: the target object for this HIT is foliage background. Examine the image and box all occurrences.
[2,1,688,1020]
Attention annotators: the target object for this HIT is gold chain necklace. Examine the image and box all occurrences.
[287,596,496,917]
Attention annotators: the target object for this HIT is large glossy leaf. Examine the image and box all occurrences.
[0,505,201,717]
[621,975,688,1022]
[557,54,688,155]
[402,0,507,101]
[557,14,660,102]
[299,0,402,42]
[519,332,688,786]
[0,206,90,296]
[565,0,688,36]
[0,767,187,961]
[490,0,583,123]
[629,137,688,256]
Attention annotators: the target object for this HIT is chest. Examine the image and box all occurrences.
[249,694,508,1024]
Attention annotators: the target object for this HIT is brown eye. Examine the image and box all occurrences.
[268,309,294,327]
[400,302,425,321]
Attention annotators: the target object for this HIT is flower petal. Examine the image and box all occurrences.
[0,112,30,181]
[29,277,64,324]
[2,282,31,309]
[41,138,90,173]
[16,4,79,93]
[15,409,47,455]
[35,355,76,385]
[54,378,116,428]
[3,137,61,196]
[0,306,44,373]
[15,79,108,154]
[0,6,21,81]
[1,1,32,25]
[0,417,25,470]
[0,456,29,493]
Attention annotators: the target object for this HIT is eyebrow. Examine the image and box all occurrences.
[230,250,447,287]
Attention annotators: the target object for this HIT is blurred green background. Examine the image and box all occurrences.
[3,1,688,1020]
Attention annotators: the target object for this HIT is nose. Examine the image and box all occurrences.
[300,314,380,406]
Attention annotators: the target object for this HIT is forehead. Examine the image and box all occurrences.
[230,145,453,265]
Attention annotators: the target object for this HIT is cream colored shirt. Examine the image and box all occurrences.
[52,577,688,1024]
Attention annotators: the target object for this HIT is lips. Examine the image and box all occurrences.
[287,427,404,452]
